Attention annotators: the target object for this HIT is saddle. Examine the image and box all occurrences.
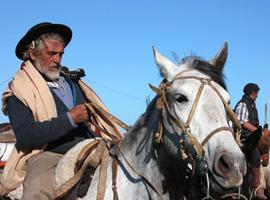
[0,124,16,169]
[53,138,106,199]
[0,124,11,133]
[3,139,107,200]
[0,124,16,143]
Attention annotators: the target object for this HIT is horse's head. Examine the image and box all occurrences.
[152,43,246,193]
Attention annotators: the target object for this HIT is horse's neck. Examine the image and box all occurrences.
[114,122,166,198]
[84,112,169,199]
[118,111,188,199]
[120,128,156,167]
[84,144,166,200]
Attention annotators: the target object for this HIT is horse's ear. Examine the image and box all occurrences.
[152,46,178,82]
[209,42,228,72]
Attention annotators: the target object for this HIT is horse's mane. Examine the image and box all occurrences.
[124,96,160,147]
[179,56,227,90]
[139,96,160,126]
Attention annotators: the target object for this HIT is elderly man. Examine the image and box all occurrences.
[0,22,122,200]
[234,83,267,200]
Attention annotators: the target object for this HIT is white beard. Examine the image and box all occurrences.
[34,59,61,81]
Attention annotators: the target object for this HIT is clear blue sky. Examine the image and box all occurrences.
[0,0,269,126]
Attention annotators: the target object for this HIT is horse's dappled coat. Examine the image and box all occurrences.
[82,44,246,200]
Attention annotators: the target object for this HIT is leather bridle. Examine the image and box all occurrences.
[82,69,243,200]
[150,69,242,162]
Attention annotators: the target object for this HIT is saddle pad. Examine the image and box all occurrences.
[54,138,97,190]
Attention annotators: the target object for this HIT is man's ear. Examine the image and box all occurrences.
[29,47,36,61]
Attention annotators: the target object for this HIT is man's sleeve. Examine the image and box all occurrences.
[234,102,249,124]
[7,95,74,150]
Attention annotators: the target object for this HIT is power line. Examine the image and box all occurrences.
[85,78,145,102]
[0,77,12,87]
[0,77,147,103]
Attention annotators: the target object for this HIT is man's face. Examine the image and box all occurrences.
[33,39,65,80]
[250,91,259,101]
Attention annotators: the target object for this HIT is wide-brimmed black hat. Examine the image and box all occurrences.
[15,22,72,60]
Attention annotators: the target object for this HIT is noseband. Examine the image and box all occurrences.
[150,69,242,170]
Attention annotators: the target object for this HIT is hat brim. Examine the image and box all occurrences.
[16,23,72,60]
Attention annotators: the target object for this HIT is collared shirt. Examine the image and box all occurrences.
[47,77,77,127]
[235,102,249,124]
[47,76,74,109]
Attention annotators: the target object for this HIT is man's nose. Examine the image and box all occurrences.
[53,53,62,64]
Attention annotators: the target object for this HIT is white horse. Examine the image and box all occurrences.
[0,44,246,199]
[82,43,246,200]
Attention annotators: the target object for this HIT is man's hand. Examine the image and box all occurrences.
[69,104,88,123]
[242,121,257,133]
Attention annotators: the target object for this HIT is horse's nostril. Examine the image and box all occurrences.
[217,155,230,177]
[212,150,245,189]
[220,156,229,169]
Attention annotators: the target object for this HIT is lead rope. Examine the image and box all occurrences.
[85,102,129,131]
[111,144,120,200]
[96,142,110,200]
[84,103,126,200]
[84,103,163,199]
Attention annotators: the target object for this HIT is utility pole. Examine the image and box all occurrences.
[264,103,268,129]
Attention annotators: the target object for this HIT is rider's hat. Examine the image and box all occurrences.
[15,22,72,60]
[243,83,260,95]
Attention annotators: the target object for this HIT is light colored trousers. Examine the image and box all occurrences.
[22,151,63,200]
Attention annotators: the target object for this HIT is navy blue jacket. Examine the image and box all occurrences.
[7,77,95,154]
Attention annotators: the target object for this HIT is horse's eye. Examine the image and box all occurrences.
[176,94,188,103]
